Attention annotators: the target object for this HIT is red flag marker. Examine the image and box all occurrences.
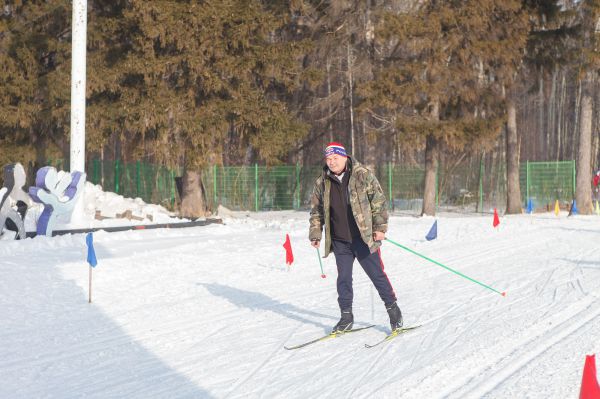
[493,208,500,228]
[283,234,294,265]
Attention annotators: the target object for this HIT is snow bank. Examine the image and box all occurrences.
[23,182,182,232]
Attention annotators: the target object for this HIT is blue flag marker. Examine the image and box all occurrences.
[86,232,98,267]
[526,198,534,214]
[425,220,437,241]
[569,199,578,216]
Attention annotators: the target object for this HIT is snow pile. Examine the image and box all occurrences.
[83,182,178,223]
[23,182,182,232]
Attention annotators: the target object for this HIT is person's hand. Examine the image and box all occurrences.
[311,239,320,248]
[373,231,385,241]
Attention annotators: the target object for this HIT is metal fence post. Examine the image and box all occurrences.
[115,159,120,194]
[170,169,175,207]
[388,161,393,211]
[479,156,484,213]
[222,166,226,208]
[435,162,439,210]
[140,161,145,199]
[136,160,141,197]
[255,163,259,212]
[295,163,300,210]
[213,165,218,209]
[526,160,530,200]
[572,160,576,196]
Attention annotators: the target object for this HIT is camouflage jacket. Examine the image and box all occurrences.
[309,157,388,258]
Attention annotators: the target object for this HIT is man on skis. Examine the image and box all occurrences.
[309,142,402,334]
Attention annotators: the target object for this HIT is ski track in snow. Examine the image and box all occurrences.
[362,220,600,399]
[456,301,600,398]
[1,212,600,398]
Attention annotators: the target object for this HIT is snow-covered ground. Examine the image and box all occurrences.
[1,192,600,397]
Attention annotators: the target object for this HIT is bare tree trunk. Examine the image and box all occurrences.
[326,58,334,143]
[347,41,355,157]
[538,72,544,160]
[422,134,438,216]
[557,70,567,161]
[180,169,207,218]
[506,98,522,214]
[575,76,594,214]
[548,68,555,159]
[476,152,485,213]
[573,79,582,160]
[422,99,439,216]
[33,128,46,169]
[100,145,105,187]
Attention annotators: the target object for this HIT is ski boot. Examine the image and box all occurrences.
[386,302,403,332]
[332,308,354,334]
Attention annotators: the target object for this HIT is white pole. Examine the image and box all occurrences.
[88,266,92,303]
[70,0,87,173]
[70,0,87,223]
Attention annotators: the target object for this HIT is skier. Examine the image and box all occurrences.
[594,170,600,202]
[309,142,402,333]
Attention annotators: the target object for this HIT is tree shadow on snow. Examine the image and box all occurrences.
[0,236,214,399]
[198,282,343,333]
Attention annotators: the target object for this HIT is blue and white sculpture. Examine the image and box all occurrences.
[0,163,31,239]
[29,166,86,236]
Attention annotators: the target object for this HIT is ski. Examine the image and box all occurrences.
[364,325,422,348]
[284,325,375,350]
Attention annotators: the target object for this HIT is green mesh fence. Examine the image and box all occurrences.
[88,159,181,209]
[202,164,321,211]
[82,159,576,214]
[520,160,576,210]
[377,164,425,213]
[439,160,483,212]
[204,165,256,211]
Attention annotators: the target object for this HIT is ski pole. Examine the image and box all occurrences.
[385,238,506,297]
[316,247,326,278]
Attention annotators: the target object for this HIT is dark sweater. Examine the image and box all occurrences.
[328,168,361,242]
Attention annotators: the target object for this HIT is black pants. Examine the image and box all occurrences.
[332,238,397,310]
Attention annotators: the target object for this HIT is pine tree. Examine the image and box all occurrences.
[362,0,529,215]
[0,1,72,172]
[86,1,310,216]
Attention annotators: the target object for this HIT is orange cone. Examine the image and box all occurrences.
[580,354,600,399]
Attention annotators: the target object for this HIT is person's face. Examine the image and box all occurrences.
[325,154,347,175]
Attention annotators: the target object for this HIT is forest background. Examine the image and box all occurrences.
[1,0,599,216]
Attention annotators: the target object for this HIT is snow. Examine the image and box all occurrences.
[1,187,600,398]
